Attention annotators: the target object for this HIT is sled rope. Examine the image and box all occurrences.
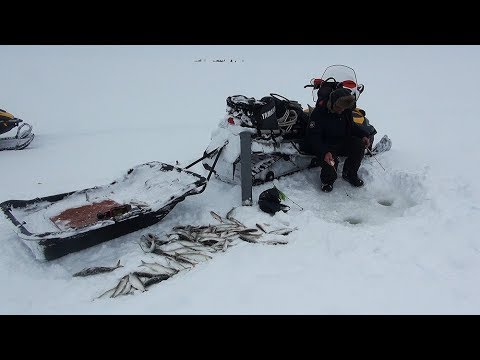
[206,146,224,181]
[185,142,227,182]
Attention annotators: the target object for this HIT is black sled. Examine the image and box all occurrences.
[0,162,207,261]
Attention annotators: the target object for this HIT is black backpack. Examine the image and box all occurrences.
[226,93,308,137]
[226,95,278,130]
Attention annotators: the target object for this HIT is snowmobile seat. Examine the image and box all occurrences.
[1,121,17,135]
[0,109,19,135]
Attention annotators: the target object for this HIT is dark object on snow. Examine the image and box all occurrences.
[258,187,290,215]
[321,183,333,193]
[342,171,364,187]
[0,162,207,261]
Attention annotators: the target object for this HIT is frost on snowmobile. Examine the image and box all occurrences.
[202,64,391,186]
[202,92,315,186]
[0,109,35,151]
[0,162,207,261]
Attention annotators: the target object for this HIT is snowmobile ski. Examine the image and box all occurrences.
[0,132,35,151]
[369,134,392,156]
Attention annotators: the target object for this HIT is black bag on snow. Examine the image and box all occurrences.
[258,187,290,215]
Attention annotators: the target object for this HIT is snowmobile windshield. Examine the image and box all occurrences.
[312,64,362,103]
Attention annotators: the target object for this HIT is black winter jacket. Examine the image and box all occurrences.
[304,106,370,159]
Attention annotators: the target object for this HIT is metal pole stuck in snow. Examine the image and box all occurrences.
[240,131,253,206]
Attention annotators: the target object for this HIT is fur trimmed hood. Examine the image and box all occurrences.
[327,88,356,112]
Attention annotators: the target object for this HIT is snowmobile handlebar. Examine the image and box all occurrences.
[270,93,291,102]
[1,118,23,125]
[304,78,365,94]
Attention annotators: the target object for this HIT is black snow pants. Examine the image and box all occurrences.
[319,136,365,185]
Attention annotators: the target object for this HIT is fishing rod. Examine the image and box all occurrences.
[329,160,350,197]
[272,182,303,210]
[366,148,386,171]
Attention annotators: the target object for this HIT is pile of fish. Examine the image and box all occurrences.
[73,208,297,299]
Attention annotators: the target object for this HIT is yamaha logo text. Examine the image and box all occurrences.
[262,108,275,120]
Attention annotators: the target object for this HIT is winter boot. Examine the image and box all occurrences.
[321,183,333,193]
[342,172,364,187]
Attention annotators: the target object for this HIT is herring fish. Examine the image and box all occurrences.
[227,216,246,228]
[210,211,225,223]
[238,234,258,243]
[256,223,267,233]
[96,286,117,299]
[129,273,146,292]
[112,275,130,298]
[268,227,298,236]
[73,260,123,277]
[139,260,177,274]
[226,207,236,220]
[144,274,170,287]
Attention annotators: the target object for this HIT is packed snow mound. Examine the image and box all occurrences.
[272,157,427,227]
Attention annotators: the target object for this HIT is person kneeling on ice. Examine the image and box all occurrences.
[304,88,371,193]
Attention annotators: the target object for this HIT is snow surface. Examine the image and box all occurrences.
[1,45,480,314]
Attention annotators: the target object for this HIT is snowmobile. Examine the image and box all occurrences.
[0,109,35,151]
[201,64,392,186]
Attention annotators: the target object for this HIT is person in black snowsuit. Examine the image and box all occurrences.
[304,88,371,193]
